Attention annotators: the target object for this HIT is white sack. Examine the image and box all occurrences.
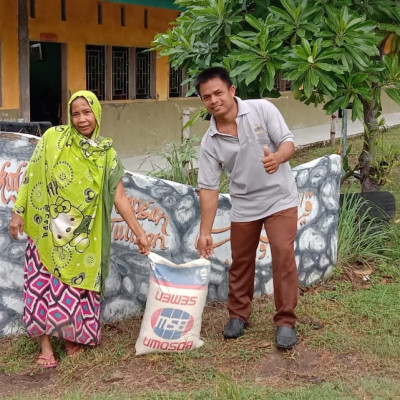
[135,252,210,355]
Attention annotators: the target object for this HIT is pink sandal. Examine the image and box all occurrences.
[37,353,58,369]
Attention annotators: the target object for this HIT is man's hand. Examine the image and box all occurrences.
[198,188,218,259]
[9,213,24,240]
[262,146,282,174]
[136,232,151,255]
[262,142,295,174]
[197,234,214,259]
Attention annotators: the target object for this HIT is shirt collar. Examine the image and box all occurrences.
[209,96,250,136]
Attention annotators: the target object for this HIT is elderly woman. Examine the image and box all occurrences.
[8,90,150,368]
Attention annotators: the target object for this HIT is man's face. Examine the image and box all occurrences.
[199,77,236,118]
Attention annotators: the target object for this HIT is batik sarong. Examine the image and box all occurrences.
[23,238,101,345]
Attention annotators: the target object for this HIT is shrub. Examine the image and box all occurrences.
[337,193,393,268]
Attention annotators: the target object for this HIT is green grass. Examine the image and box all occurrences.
[299,280,400,357]
[3,377,400,400]
[2,252,400,399]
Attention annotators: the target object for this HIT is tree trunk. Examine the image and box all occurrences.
[358,87,381,192]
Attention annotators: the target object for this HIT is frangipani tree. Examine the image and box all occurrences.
[152,0,400,192]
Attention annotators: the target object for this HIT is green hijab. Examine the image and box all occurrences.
[14,90,124,294]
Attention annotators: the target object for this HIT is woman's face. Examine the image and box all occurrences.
[71,97,97,138]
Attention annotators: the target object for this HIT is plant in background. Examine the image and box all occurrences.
[384,221,400,259]
[370,131,400,186]
[152,0,400,193]
[218,169,230,193]
[337,193,392,268]
[341,122,400,186]
[148,135,231,193]
[148,136,200,187]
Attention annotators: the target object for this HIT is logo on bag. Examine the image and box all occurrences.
[151,308,194,340]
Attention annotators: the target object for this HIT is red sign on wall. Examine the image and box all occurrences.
[39,33,58,42]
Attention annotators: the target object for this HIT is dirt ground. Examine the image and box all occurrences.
[0,343,370,398]
[0,298,394,399]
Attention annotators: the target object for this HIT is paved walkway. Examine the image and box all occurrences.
[122,111,400,173]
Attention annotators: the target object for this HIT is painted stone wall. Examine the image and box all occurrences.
[0,132,341,337]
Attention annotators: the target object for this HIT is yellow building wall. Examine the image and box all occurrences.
[1,0,398,154]
[28,0,178,96]
[156,53,170,101]
[0,0,19,111]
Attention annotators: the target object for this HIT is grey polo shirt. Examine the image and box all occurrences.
[198,97,299,222]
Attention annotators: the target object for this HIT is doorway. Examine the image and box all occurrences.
[29,41,62,126]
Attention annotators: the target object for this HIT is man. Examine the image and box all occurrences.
[195,67,299,350]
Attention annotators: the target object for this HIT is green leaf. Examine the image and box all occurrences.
[230,37,256,51]
[351,73,370,86]
[351,95,364,122]
[324,96,347,114]
[385,88,400,105]
[280,0,297,19]
[294,46,310,60]
[269,6,291,21]
[245,14,263,31]
[315,70,337,93]
[245,65,262,85]
[304,72,313,97]
[301,38,312,56]
[309,69,319,86]
[297,28,306,38]
[230,63,251,77]
[265,62,276,90]
[284,70,303,80]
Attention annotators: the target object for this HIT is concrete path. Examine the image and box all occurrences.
[121,111,400,173]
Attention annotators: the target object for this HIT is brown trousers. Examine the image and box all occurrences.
[227,207,298,327]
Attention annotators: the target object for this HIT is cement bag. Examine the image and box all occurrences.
[135,252,211,355]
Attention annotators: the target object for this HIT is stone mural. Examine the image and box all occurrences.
[0,132,342,337]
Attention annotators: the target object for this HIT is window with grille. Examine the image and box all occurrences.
[86,45,155,101]
[274,72,291,92]
[112,47,130,100]
[169,66,184,98]
[86,45,106,101]
[135,48,153,99]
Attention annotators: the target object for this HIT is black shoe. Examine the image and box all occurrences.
[276,326,297,350]
[223,318,249,339]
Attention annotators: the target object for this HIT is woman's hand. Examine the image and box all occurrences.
[114,181,150,256]
[9,213,24,240]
